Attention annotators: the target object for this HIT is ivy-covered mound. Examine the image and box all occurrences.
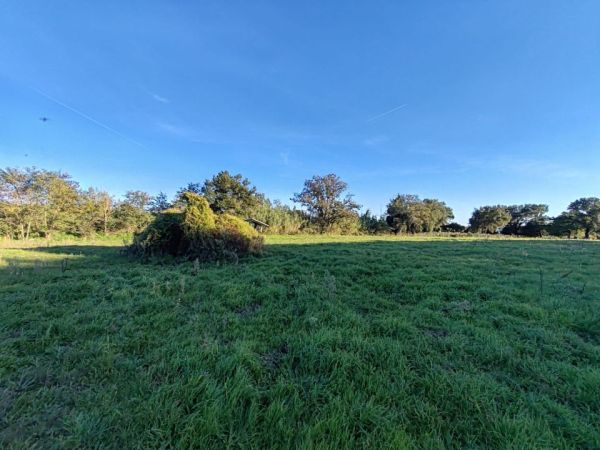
[131,192,263,261]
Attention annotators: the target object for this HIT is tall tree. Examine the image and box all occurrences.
[176,182,203,198]
[385,194,421,233]
[422,199,454,232]
[40,172,80,238]
[123,191,152,211]
[360,210,389,234]
[112,191,153,233]
[292,174,360,233]
[567,197,600,239]
[148,192,171,213]
[469,206,511,233]
[0,168,79,239]
[0,167,39,239]
[386,195,453,233]
[502,204,549,235]
[75,188,113,236]
[550,211,580,238]
[200,171,260,216]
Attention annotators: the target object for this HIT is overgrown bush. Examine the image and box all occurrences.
[131,193,263,261]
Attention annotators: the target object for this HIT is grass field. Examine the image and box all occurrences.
[1,235,599,449]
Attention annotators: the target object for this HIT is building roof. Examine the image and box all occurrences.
[245,217,270,228]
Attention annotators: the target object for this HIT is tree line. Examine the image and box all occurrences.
[1,167,598,239]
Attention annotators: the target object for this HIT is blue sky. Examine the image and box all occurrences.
[1,1,599,223]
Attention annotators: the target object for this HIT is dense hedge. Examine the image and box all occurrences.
[131,193,263,261]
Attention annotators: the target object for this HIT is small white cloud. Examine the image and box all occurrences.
[151,93,170,104]
[156,122,188,136]
[363,135,389,147]
[280,151,290,165]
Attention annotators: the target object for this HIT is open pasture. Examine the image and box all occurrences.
[1,235,599,448]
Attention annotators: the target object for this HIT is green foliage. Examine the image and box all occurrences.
[249,199,307,234]
[123,190,152,210]
[2,236,600,448]
[550,212,581,238]
[502,204,549,235]
[359,210,390,234]
[111,203,153,233]
[469,205,511,233]
[566,197,600,239]
[182,192,216,232]
[131,209,185,256]
[0,167,81,239]
[292,174,360,233]
[199,171,260,216]
[132,193,263,261]
[386,194,453,233]
[148,192,171,213]
[441,222,467,233]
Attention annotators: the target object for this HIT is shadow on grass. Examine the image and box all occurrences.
[1,236,595,274]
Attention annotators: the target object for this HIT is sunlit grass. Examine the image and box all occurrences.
[1,235,599,448]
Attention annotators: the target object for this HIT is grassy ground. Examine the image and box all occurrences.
[1,235,599,449]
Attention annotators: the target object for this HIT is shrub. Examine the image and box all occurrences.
[131,209,184,256]
[131,193,263,261]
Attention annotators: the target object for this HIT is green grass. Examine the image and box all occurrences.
[1,235,599,449]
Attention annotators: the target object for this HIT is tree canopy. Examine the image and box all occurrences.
[502,204,549,235]
[292,174,360,233]
[386,195,453,233]
[469,206,511,233]
[567,197,600,239]
[1,166,599,240]
[196,171,260,217]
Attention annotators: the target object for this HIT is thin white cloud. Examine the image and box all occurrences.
[151,93,170,104]
[280,151,290,165]
[31,86,147,149]
[367,104,407,122]
[363,135,389,147]
[156,121,188,136]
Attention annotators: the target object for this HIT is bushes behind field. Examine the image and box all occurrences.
[131,192,263,261]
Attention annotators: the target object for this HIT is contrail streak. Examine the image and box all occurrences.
[366,104,408,122]
[31,87,147,148]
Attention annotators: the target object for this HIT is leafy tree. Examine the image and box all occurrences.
[78,188,113,235]
[40,172,80,238]
[468,206,511,233]
[386,195,453,233]
[123,191,152,211]
[197,171,260,216]
[292,174,360,233]
[0,167,40,239]
[550,212,580,238]
[566,197,600,239]
[98,192,113,235]
[359,210,389,234]
[176,182,203,198]
[441,222,466,233]
[385,194,420,233]
[502,204,549,235]
[0,167,80,239]
[148,192,171,213]
[249,198,306,234]
[519,219,549,237]
[112,191,153,233]
[423,199,454,232]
